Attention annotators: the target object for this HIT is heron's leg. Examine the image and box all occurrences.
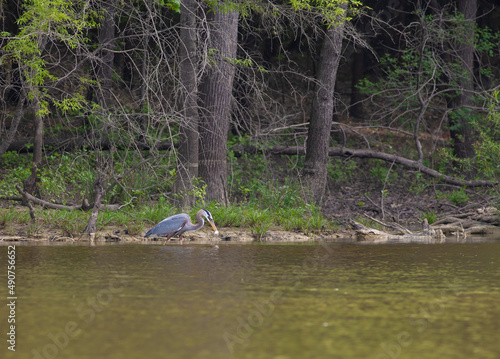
[163,233,175,245]
[179,234,184,245]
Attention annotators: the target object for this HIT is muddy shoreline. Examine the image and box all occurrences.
[1,222,499,245]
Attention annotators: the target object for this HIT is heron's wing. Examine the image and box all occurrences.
[145,214,189,238]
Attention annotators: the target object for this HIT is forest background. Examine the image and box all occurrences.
[1,0,499,238]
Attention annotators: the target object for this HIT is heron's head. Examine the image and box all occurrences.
[202,209,219,235]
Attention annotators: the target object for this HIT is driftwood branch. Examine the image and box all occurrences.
[354,207,500,242]
[15,185,121,211]
[362,213,412,234]
[350,218,446,242]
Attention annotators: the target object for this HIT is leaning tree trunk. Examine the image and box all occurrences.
[448,0,476,160]
[23,34,48,197]
[198,3,238,204]
[174,0,200,207]
[303,9,347,204]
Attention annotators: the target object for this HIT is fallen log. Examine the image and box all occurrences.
[15,185,121,211]
[269,146,497,188]
[5,137,175,153]
[229,144,497,188]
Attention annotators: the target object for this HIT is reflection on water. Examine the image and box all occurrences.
[0,240,499,359]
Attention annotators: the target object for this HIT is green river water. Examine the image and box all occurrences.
[1,240,499,359]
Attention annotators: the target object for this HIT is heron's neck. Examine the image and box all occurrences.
[194,213,205,230]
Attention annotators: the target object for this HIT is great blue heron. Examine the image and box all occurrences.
[144,209,219,244]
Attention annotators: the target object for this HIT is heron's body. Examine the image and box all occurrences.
[145,209,218,244]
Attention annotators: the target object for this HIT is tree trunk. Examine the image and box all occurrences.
[96,0,116,110]
[23,109,43,196]
[83,171,105,234]
[198,3,238,204]
[303,9,347,204]
[23,34,48,197]
[174,0,200,207]
[448,0,476,159]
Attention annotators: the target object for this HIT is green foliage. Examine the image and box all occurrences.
[369,162,398,185]
[306,208,330,232]
[1,0,98,117]
[475,26,500,56]
[449,189,469,207]
[223,55,269,73]
[408,172,427,194]
[0,151,96,202]
[357,12,499,135]
[418,209,438,225]
[472,91,500,179]
[39,208,88,235]
[0,148,334,237]
[437,188,469,207]
[255,182,305,209]
[228,138,273,201]
[435,91,500,181]
[0,152,32,197]
[39,152,95,202]
[206,199,333,237]
[357,49,435,131]
[53,93,87,113]
[190,177,208,207]
[275,205,306,230]
[98,210,137,230]
[157,0,180,12]
[289,0,361,25]
[141,197,177,226]
[171,177,208,207]
[27,221,43,236]
[0,207,18,228]
[276,205,330,234]
[204,0,268,18]
[328,158,357,182]
[246,209,273,239]
[0,150,176,206]
[207,204,245,227]
[208,172,334,237]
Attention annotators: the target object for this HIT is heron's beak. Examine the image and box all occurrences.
[209,220,219,235]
